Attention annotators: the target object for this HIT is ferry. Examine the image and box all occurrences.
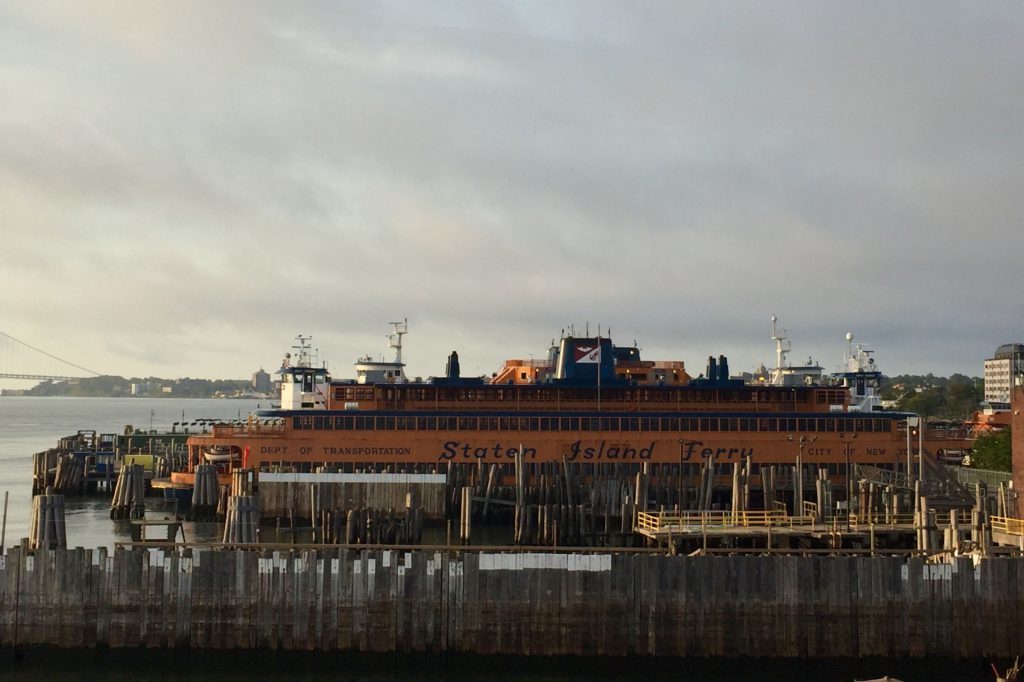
[180,322,973,483]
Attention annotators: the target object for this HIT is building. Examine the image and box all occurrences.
[1013,385,1024,516]
[984,343,1024,406]
[252,367,272,394]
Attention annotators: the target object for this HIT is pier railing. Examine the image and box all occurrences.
[991,515,1024,537]
[848,510,974,531]
[635,509,816,534]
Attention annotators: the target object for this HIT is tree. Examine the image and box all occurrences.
[969,430,1011,472]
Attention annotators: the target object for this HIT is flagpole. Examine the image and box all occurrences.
[597,336,601,412]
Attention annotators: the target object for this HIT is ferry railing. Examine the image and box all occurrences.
[991,516,1024,537]
[211,422,288,437]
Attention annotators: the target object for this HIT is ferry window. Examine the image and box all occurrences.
[779,418,796,432]
[759,418,773,432]
[880,420,892,432]
[621,418,637,432]
[823,419,836,432]
[667,417,681,431]
[396,417,409,430]
[426,417,437,430]
[313,416,326,430]
[560,417,574,431]
[293,416,303,430]
[539,418,552,431]
[720,418,736,432]
[641,417,656,432]
[336,417,354,430]
[458,417,475,430]
[700,418,718,432]
[797,418,811,432]
[738,418,755,432]
[499,417,510,430]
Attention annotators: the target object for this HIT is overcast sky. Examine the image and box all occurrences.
[1,1,1021,388]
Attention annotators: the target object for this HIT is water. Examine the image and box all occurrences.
[0,398,1003,679]
[0,396,264,548]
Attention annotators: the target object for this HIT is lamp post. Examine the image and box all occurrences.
[839,432,857,531]
[906,416,920,481]
[787,434,817,516]
[678,439,685,511]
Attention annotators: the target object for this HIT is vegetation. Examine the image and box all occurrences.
[881,373,984,420]
[969,430,1012,472]
[20,375,258,398]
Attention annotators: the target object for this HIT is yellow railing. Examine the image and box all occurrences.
[992,516,1024,536]
[848,510,973,531]
[635,509,817,533]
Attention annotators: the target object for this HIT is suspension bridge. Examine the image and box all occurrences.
[0,331,102,381]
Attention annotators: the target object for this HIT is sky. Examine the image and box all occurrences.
[1,1,1021,388]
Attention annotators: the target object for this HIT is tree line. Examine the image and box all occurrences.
[21,375,258,398]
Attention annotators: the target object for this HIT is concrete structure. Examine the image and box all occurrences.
[984,343,1024,405]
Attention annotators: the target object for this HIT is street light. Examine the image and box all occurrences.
[787,434,817,515]
[839,432,857,531]
[677,439,686,511]
[906,416,920,481]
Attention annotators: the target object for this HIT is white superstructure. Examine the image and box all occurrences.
[278,335,330,410]
[767,316,824,387]
[354,319,408,385]
[833,332,883,412]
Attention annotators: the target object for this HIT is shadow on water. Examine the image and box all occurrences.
[0,649,1003,682]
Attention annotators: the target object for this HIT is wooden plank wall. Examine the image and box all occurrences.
[1,547,1023,657]
[258,479,447,520]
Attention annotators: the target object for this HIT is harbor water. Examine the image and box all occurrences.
[0,397,1004,679]
[0,396,264,549]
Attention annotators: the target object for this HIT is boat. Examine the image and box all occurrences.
[183,322,973,487]
[202,445,241,463]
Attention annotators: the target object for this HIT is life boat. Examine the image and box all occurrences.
[203,445,241,463]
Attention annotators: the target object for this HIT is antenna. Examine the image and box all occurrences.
[387,318,408,365]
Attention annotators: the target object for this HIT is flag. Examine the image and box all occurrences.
[575,344,601,364]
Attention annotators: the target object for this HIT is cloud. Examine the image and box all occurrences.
[1,1,1021,386]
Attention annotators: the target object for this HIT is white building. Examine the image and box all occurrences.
[983,343,1024,406]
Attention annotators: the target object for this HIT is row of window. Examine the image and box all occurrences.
[331,385,829,405]
[294,414,894,434]
[261,461,895,476]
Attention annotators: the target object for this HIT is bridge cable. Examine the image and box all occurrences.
[0,331,101,376]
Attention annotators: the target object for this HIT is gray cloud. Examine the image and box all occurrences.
[1,1,1021,386]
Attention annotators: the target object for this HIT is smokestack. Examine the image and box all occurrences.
[446,351,461,380]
